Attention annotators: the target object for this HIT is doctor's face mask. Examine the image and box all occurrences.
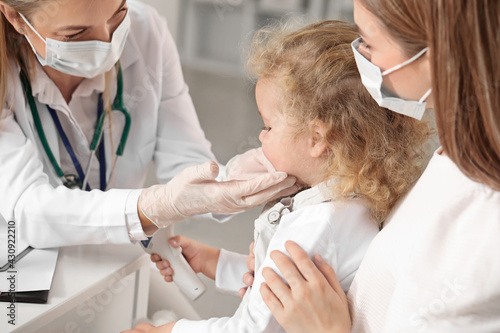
[351,37,432,120]
[18,12,130,78]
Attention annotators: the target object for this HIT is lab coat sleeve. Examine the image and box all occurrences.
[215,249,248,295]
[152,13,217,184]
[0,112,136,248]
[172,205,345,333]
[125,189,149,240]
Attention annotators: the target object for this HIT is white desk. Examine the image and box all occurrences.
[1,244,150,333]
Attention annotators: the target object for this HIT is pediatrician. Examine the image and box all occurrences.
[0,0,297,248]
[251,0,500,332]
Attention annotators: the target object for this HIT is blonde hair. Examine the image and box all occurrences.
[0,0,115,116]
[359,0,500,190]
[248,20,430,224]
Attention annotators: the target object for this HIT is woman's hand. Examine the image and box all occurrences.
[239,241,256,298]
[260,241,351,333]
[139,161,298,230]
[150,235,220,281]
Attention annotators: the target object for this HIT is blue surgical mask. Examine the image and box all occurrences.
[351,37,432,120]
[19,12,130,78]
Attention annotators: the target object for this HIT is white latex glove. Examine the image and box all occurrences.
[225,147,276,181]
[139,161,297,228]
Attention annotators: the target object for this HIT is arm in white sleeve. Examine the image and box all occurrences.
[125,189,149,241]
[0,113,139,248]
[172,205,342,333]
[215,249,248,295]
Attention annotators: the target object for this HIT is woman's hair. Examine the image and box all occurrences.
[0,0,116,115]
[359,0,500,190]
[0,1,33,112]
[248,20,430,225]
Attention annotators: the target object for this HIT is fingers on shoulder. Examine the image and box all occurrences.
[313,255,346,300]
[269,248,306,289]
[260,282,283,313]
[285,241,325,283]
[261,266,296,304]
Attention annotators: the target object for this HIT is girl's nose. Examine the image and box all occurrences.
[258,131,265,144]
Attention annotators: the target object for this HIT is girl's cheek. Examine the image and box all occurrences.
[262,148,279,172]
[260,141,274,161]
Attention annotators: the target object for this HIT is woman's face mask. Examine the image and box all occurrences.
[19,12,130,79]
[351,37,432,120]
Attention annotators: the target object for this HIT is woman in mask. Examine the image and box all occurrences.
[0,0,297,248]
[255,0,500,331]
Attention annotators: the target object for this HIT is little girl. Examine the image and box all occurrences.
[130,20,429,333]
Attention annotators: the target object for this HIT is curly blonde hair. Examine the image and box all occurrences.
[248,20,430,225]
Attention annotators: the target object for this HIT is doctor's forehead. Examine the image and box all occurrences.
[28,0,126,30]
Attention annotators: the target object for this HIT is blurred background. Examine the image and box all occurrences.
[139,0,354,321]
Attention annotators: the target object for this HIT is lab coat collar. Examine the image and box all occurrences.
[119,27,140,71]
[28,63,106,149]
[30,62,106,111]
[292,182,332,211]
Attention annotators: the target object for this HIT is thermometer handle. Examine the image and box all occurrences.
[140,226,206,300]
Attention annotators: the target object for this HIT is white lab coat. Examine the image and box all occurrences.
[348,149,500,332]
[0,1,216,248]
[173,184,379,332]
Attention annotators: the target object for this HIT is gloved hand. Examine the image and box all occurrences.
[139,161,297,229]
[225,147,276,181]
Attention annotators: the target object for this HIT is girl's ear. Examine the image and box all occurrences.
[308,120,328,158]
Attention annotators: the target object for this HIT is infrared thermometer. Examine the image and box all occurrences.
[139,226,206,300]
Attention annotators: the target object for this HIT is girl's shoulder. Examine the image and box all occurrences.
[282,198,379,241]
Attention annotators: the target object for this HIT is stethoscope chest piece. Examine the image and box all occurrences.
[20,63,130,192]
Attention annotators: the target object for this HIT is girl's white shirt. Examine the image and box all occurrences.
[348,149,500,332]
[0,0,216,248]
[174,184,379,332]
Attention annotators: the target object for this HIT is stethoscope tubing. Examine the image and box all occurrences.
[82,94,107,190]
[47,105,93,191]
[20,62,131,191]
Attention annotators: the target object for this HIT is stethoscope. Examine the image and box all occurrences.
[20,64,131,191]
